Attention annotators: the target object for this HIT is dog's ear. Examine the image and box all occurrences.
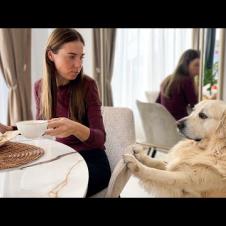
[216,110,226,139]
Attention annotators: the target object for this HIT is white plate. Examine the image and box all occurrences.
[0,131,20,147]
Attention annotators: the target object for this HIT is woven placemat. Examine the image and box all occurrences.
[0,141,44,170]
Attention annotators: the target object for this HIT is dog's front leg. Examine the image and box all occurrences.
[123,154,142,174]
[133,146,167,170]
[123,154,188,186]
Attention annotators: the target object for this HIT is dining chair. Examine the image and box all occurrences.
[136,100,183,157]
[90,106,136,198]
[145,91,159,103]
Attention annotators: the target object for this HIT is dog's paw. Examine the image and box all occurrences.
[132,144,144,154]
[133,145,146,160]
[123,153,136,164]
[123,154,139,172]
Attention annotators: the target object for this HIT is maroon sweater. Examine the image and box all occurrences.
[156,76,198,120]
[34,75,106,152]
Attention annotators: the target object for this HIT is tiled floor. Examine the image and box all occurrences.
[120,151,168,197]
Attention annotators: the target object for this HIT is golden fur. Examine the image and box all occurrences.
[123,100,226,197]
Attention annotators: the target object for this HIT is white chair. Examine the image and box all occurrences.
[145,91,159,103]
[136,100,183,156]
[90,107,136,198]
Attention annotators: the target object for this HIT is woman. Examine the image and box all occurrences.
[0,28,111,197]
[156,49,200,120]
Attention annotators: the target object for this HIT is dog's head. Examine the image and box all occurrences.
[177,100,226,141]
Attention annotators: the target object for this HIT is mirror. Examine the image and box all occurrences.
[198,28,225,101]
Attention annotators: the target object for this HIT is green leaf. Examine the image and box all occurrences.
[203,61,218,95]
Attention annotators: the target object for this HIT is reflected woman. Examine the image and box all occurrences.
[156,49,200,120]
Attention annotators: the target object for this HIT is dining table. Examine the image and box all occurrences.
[0,135,89,197]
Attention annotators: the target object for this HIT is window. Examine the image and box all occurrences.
[112,29,192,140]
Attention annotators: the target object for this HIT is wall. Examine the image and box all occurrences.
[31,29,50,118]
[76,28,94,77]
[0,71,8,124]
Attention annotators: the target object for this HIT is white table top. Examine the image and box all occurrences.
[0,136,89,197]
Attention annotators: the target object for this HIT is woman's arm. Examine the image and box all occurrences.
[0,124,14,133]
[47,117,90,141]
[82,79,106,148]
[46,78,106,149]
[183,77,198,107]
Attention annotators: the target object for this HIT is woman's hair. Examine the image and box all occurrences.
[162,49,200,98]
[40,28,86,122]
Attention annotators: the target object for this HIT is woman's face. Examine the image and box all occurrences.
[48,41,84,84]
[188,58,200,77]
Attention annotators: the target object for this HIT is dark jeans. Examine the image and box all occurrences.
[79,149,111,197]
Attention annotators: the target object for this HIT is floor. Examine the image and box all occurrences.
[120,151,168,197]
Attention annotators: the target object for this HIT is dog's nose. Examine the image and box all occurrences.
[177,121,185,130]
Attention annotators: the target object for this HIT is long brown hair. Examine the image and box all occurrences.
[40,28,86,122]
[162,49,200,98]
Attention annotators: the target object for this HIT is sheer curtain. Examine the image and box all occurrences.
[112,29,192,140]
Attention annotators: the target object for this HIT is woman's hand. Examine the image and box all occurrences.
[46,117,90,141]
[0,123,13,134]
[46,118,77,138]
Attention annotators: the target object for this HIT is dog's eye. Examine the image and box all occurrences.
[199,112,208,119]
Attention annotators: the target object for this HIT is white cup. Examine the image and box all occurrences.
[16,120,48,139]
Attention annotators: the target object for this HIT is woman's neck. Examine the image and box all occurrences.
[56,74,70,87]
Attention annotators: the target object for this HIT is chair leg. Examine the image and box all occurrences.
[151,148,157,158]
[147,147,157,158]
[147,147,152,156]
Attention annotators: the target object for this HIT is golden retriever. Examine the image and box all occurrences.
[123,100,226,197]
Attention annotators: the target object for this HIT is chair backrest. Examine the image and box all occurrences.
[102,107,136,172]
[136,100,182,149]
[145,91,159,103]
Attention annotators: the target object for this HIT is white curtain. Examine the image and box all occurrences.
[112,29,192,140]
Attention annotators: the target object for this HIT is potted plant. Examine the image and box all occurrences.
[203,61,218,96]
